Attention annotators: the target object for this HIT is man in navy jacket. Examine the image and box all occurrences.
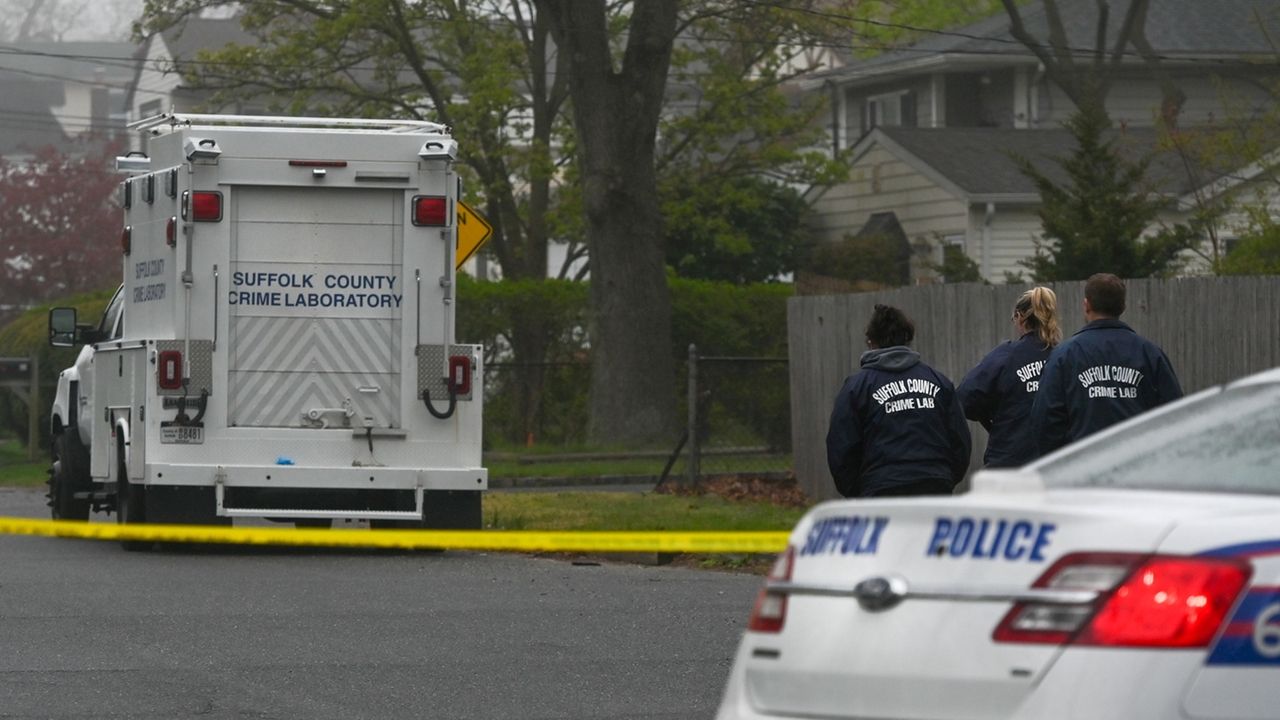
[1032,274,1182,456]
[827,305,971,497]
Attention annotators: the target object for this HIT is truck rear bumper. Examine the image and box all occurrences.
[145,463,486,490]
[143,464,487,521]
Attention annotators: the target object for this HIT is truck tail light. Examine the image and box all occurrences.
[994,553,1251,648]
[121,225,132,255]
[183,190,222,222]
[748,546,795,633]
[191,191,222,221]
[412,196,447,226]
[158,350,183,390]
[166,216,178,247]
[448,355,472,395]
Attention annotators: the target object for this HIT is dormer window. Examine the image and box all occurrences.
[864,90,916,132]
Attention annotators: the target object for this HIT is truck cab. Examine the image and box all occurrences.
[47,114,486,548]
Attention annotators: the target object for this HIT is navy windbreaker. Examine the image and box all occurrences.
[1032,318,1182,455]
[957,332,1053,468]
[826,347,972,498]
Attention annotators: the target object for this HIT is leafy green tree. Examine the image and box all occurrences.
[1017,104,1193,281]
[802,232,910,288]
[662,175,810,283]
[934,244,984,284]
[1220,209,1280,275]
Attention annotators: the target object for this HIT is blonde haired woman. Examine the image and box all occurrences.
[957,287,1062,467]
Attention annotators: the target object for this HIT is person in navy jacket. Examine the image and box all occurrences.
[958,287,1062,467]
[826,304,971,498]
[1032,273,1183,455]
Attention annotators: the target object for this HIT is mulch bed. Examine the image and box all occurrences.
[652,473,812,509]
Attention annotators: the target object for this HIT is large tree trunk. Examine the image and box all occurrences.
[538,0,679,445]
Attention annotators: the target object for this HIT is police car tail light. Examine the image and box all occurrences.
[994,552,1143,644]
[994,553,1251,647]
[412,196,448,226]
[1075,556,1251,648]
[748,546,794,633]
[157,350,184,390]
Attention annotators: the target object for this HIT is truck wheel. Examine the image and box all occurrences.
[116,451,153,552]
[48,431,91,521]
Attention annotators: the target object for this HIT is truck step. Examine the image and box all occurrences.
[216,507,423,521]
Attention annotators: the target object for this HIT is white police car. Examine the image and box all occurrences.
[717,367,1280,719]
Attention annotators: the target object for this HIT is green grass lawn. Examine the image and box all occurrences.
[483,490,805,532]
[0,437,44,488]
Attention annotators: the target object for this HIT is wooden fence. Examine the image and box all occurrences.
[788,276,1280,500]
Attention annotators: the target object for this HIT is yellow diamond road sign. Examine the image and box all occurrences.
[456,201,493,269]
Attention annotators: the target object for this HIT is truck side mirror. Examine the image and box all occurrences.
[48,307,78,347]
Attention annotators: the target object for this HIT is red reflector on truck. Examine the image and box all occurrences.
[157,350,183,390]
[191,191,222,222]
[121,226,131,255]
[448,355,472,396]
[412,196,448,226]
[166,216,178,247]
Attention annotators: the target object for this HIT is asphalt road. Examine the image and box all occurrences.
[0,489,760,720]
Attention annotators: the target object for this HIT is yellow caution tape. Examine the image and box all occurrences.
[0,516,790,554]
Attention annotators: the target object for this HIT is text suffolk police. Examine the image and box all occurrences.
[229,271,403,309]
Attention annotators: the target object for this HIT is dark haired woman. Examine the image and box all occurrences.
[957,286,1062,467]
[826,304,971,498]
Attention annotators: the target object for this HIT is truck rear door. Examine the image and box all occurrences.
[227,186,404,430]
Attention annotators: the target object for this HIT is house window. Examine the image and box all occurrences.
[865,90,917,132]
[1223,237,1241,256]
[139,99,161,119]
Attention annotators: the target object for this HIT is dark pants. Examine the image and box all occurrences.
[868,479,954,498]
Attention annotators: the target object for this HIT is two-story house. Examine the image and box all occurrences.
[0,41,135,157]
[804,0,1280,283]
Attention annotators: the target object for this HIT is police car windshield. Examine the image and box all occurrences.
[1036,381,1280,494]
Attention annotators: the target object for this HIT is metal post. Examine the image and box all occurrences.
[28,354,39,462]
[686,344,699,487]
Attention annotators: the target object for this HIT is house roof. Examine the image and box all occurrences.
[0,42,136,155]
[866,125,1227,202]
[159,18,256,62]
[0,42,138,86]
[820,0,1280,86]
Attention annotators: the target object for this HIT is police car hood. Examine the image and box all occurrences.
[859,346,920,372]
[745,478,1264,720]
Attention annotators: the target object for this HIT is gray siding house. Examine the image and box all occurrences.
[805,0,1280,283]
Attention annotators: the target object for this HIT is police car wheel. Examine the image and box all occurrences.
[48,431,90,521]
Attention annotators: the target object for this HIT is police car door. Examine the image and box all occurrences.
[227,186,403,430]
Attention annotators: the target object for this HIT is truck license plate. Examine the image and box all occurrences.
[161,426,204,444]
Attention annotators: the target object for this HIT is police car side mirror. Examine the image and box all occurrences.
[48,307,78,347]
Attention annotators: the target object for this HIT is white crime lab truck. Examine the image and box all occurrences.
[47,113,486,548]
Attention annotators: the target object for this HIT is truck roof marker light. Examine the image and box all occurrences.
[166,217,178,247]
[121,226,132,255]
[183,137,222,161]
[288,160,348,167]
[412,196,448,226]
[191,191,223,222]
[418,137,458,161]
